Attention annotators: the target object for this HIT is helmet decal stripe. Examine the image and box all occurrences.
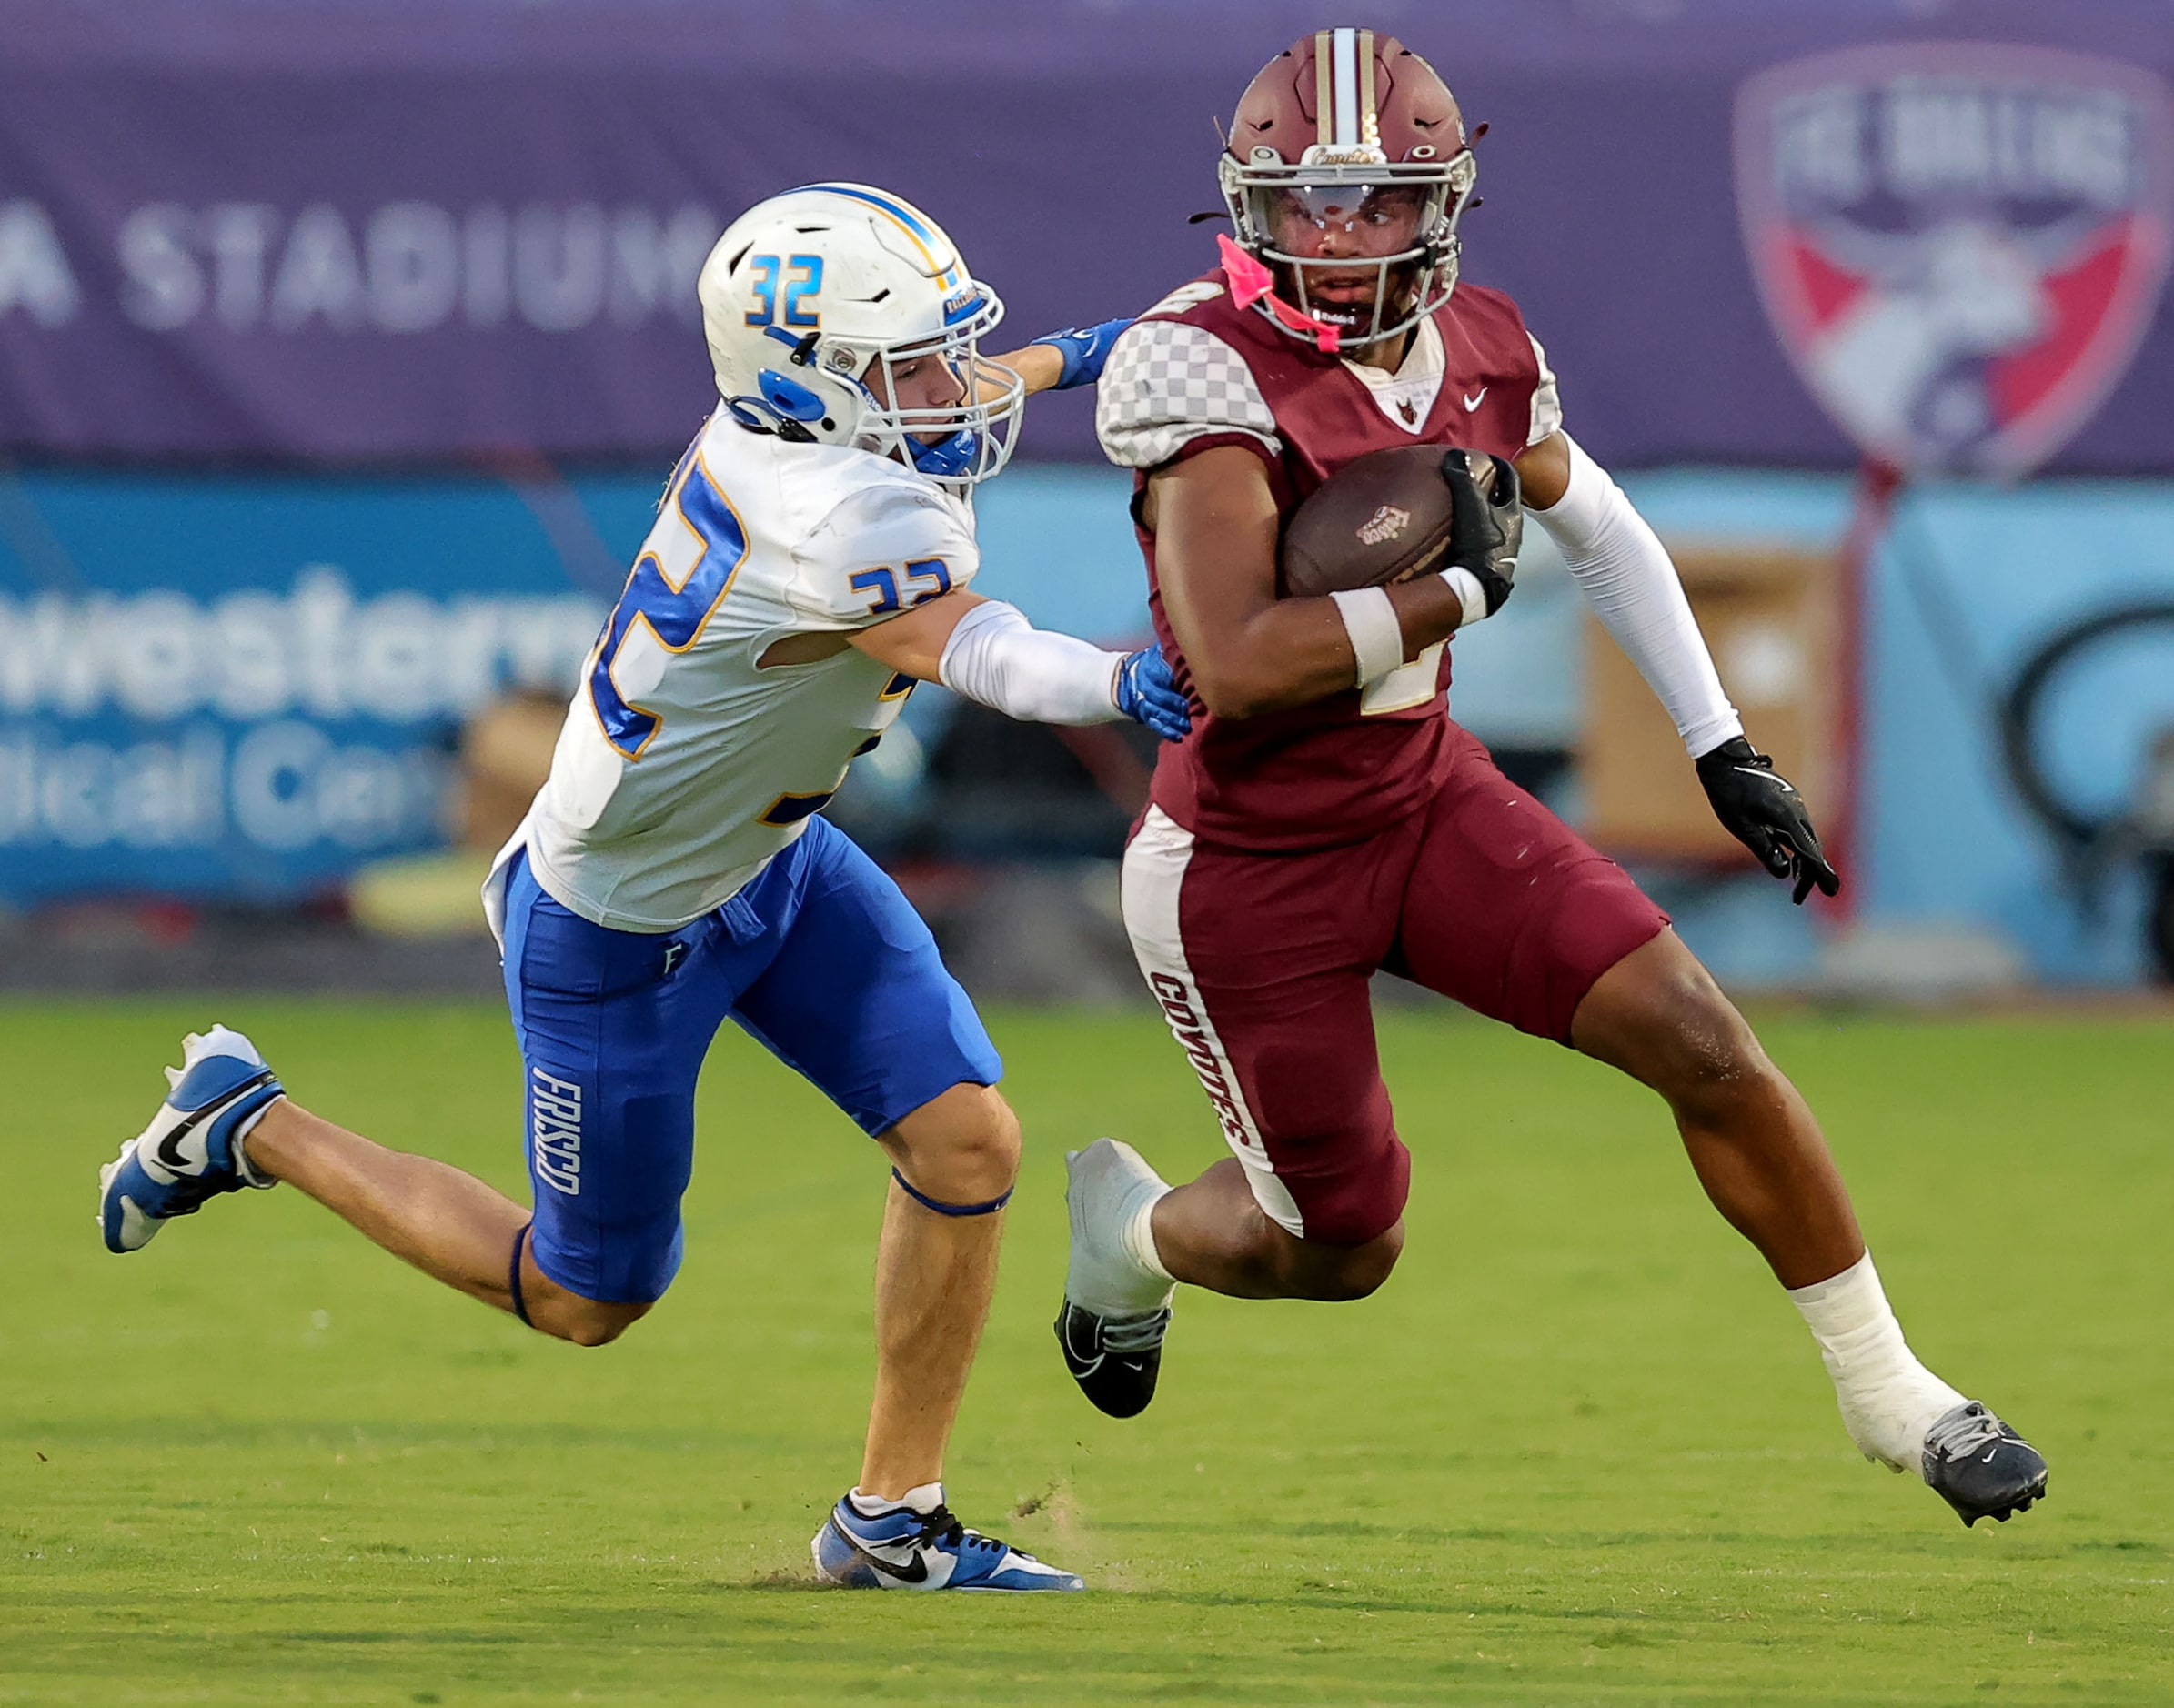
[794,182,964,289]
[1358,29,1378,146]
[1313,32,1334,149]
[1332,27,1360,146]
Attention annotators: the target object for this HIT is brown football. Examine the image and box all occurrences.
[1279,444,1485,598]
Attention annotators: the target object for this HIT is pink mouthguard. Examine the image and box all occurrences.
[1216,234,1343,355]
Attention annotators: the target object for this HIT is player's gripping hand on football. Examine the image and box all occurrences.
[1436,449,1522,619]
[987,319,1132,396]
[1696,738,1842,904]
[1149,444,1522,721]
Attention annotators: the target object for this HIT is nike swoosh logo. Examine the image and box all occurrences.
[153,1069,277,1173]
[1062,1345,1150,1380]
[1058,1320,1107,1378]
[835,1527,930,1584]
[1464,387,1487,411]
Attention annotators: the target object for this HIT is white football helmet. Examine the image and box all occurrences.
[697,184,1024,490]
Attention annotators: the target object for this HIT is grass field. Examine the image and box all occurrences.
[3,1000,2169,1705]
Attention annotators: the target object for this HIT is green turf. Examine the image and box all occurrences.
[2,1000,2169,1705]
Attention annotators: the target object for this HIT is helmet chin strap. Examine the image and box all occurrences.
[909,429,981,481]
[722,391,819,443]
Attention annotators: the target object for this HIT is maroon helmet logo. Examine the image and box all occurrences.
[1736,45,2174,477]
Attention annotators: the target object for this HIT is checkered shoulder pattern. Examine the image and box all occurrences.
[1527,332,1564,447]
[1095,320,1283,470]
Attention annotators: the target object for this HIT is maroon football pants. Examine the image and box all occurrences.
[1121,726,1669,1247]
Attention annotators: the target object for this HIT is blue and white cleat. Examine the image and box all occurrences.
[98,1025,284,1254]
[810,1483,1084,1592]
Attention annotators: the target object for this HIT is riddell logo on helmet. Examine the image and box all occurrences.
[1357,504,1411,546]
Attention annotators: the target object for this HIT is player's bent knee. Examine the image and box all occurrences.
[882,1082,1021,1206]
[1653,980,1779,1119]
[1578,933,1775,1111]
[1278,1223,1404,1301]
[544,1295,653,1348]
[564,1312,641,1349]
[516,1249,657,1347]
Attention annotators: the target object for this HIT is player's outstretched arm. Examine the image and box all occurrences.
[986,318,1134,398]
[1519,430,1839,902]
[1150,446,1474,719]
[849,588,1190,739]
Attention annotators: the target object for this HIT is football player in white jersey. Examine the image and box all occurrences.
[96,185,1178,1593]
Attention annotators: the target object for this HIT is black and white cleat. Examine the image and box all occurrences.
[1055,1299,1170,1420]
[1923,1402,2048,1527]
[1057,1140,1176,1419]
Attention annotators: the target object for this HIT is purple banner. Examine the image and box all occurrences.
[1,0,2170,471]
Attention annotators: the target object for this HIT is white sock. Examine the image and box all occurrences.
[1789,1251,1966,1474]
[1121,1186,1174,1286]
[848,1481,942,1518]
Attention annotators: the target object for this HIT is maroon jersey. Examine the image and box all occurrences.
[1096,266,1559,850]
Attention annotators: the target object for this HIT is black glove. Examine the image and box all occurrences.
[1439,449,1523,616]
[1696,737,1841,905]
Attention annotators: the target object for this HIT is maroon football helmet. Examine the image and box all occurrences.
[1219,28,1477,348]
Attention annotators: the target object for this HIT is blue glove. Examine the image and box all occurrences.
[1030,317,1133,390]
[1114,645,1192,741]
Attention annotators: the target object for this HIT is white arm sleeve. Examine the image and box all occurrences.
[1528,435,1743,757]
[937,598,1126,726]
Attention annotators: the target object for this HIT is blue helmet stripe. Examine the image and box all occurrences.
[799,182,937,240]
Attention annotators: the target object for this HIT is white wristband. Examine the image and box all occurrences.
[1440,567,1491,628]
[1329,586,1404,688]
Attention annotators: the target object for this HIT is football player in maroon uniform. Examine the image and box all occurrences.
[1056,28,2045,1528]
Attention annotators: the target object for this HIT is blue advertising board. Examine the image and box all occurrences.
[0,464,1166,909]
[0,470,629,903]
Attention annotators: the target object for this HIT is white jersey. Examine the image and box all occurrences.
[501,408,977,934]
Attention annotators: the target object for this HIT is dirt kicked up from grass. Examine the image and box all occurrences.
[3,1000,2169,1704]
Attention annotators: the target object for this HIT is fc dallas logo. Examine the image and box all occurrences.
[1736,45,2174,477]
